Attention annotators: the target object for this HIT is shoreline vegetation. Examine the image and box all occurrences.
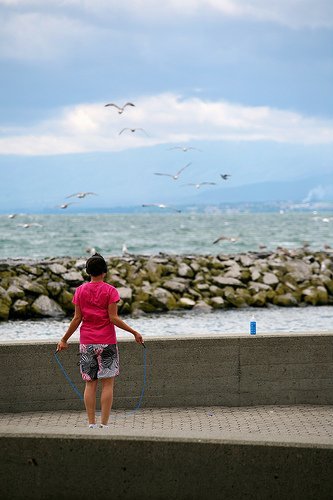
[0,248,332,321]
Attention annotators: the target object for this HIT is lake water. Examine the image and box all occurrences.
[0,212,332,258]
[1,306,332,342]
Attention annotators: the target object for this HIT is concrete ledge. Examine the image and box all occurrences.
[1,433,332,500]
[1,334,333,412]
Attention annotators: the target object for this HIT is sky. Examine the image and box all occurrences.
[0,0,332,212]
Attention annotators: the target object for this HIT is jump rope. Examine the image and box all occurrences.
[54,343,147,417]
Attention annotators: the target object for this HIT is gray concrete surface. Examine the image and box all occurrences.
[1,405,332,499]
[1,334,333,412]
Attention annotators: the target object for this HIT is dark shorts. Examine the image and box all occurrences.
[79,344,119,381]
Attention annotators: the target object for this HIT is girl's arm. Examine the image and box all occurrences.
[108,303,144,345]
[57,305,82,351]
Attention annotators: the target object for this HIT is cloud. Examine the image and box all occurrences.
[0,93,332,155]
[1,0,332,29]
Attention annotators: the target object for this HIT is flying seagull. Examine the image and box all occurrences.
[66,192,97,199]
[57,202,77,209]
[142,204,181,213]
[168,146,201,152]
[154,163,191,180]
[220,174,231,180]
[119,128,149,136]
[213,235,238,244]
[104,102,135,114]
[8,214,18,219]
[184,182,217,189]
[17,223,43,229]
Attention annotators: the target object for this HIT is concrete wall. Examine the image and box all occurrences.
[1,334,332,412]
[1,434,332,500]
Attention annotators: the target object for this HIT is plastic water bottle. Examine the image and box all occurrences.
[250,315,256,335]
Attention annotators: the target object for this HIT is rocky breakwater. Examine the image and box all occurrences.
[0,248,332,320]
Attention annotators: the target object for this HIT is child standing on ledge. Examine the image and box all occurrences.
[57,253,144,429]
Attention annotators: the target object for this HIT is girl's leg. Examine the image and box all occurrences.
[100,377,115,425]
[84,379,98,424]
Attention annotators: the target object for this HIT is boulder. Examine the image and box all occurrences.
[58,290,74,313]
[11,299,29,317]
[62,271,84,284]
[163,279,188,293]
[285,261,312,282]
[262,272,279,286]
[302,286,328,306]
[178,297,195,309]
[31,295,65,317]
[210,296,225,309]
[193,300,213,312]
[150,287,177,310]
[178,263,194,278]
[6,285,25,299]
[0,286,12,320]
[273,293,298,307]
[47,281,64,297]
[49,263,67,275]
[212,276,242,287]
[251,291,267,307]
[239,254,254,267]
[22,281,48,295]
[118,286,133,301]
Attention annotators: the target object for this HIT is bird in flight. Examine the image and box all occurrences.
[168,146,201,152]
[8,214,17,219]
[142,204,181,213]
[17,223,43,229]
[66,192,97,199]
[213,235,238,244]
[57,202,77,209]
[154,163,191,181]
[220,174,231,180]
[184,182,216,189]
[119,128,149,136]
[104,102,135,114]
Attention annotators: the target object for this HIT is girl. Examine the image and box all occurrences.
[57,253,144,428]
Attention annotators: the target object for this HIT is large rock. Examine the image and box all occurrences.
[6,285,25,299]
[210,296,225,309]
[62,271,84,285]
[0,286,12,320]
[22,281,48,295]
[58,290,74,313]
[212,276,242,287]
[11,299,29,317]
[49,263,67,275]
[302,286,328,306]
[31,295,65,317]
[262,272,279,286]
[193,300,213,312]
[47,281,64,297]
[150,287,177,310]
[163,279,188,293]
[118,287,133,301]
[178,297,195,309]
[285,261,312,282]
[178,263,194,278]
[273,293,298,307]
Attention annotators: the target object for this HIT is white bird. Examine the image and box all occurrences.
[154,163,191,180]
[122,243,129,256]
[213,235,238,244]
[142,204,181,213]
[57,202,77,209]
[66,192,97,199]
[220,174,231,180]
[119,128,149,136]
[85,247,97,255]
[104,102,135,114]
[8,214,17,219]
[168,146,201,152]
[17,223,42,229]
[184,182,216,189]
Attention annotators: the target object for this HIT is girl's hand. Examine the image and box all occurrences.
[134,332,144,345]
[57,339,69,352]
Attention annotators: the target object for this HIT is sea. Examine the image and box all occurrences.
[0,211,332,340]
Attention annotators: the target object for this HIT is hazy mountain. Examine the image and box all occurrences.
[180,174,333,204]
